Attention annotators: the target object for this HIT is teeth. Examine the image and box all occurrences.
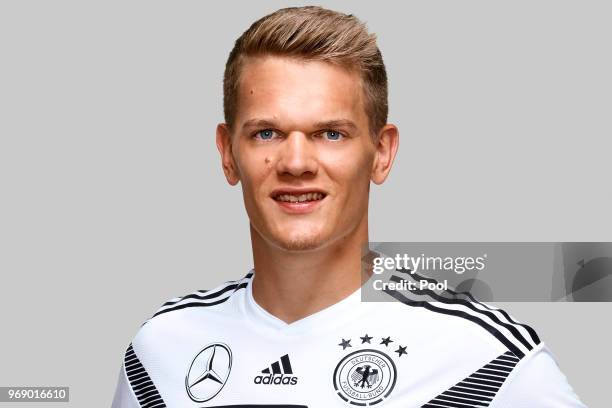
[275,192,324,202]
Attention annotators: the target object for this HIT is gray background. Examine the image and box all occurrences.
[0,1,610,407]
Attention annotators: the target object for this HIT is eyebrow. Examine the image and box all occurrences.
[314,119,358,131]
[242,118,277,130]
[241,118,358,131]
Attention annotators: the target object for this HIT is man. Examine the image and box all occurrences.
[112,6,586,407]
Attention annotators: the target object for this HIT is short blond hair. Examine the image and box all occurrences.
[223,6,388,139]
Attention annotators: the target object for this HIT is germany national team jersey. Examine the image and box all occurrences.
[111,270,587,407]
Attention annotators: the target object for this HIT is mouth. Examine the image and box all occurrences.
[272,191,326,203]
[270,189,327,214]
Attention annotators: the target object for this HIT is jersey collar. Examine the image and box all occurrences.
[241,269,367,336]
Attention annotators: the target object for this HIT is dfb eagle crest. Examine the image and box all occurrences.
[351,364,380,389]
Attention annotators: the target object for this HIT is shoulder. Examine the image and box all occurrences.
[383,286,541,359]
[113,271,254,406]
[143,270,254,325]
[491,342,587,407]
[420,341,587,407]
[382,290,586,406]
[117,271,253,379]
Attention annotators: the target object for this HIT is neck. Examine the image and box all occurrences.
[250,216,369,324]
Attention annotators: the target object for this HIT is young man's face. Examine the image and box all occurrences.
[217,55,393,252]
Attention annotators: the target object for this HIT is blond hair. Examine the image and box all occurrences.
[223,6,388,139]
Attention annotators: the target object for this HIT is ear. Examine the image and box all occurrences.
[216,123,240,185]
[371,124,399,185]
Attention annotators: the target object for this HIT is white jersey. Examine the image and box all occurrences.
[111,270,587,407]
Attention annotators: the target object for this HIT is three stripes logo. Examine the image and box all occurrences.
[254,354,298,385]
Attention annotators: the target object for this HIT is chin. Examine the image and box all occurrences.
[274,231,328,252]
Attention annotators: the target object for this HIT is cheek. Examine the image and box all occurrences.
[336,148,373,181]
[236,154,274,199]
[329,157,372,203]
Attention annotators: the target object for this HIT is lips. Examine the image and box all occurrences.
[270,188,327,214]
[270,188,327,203]
[274,192,325,203]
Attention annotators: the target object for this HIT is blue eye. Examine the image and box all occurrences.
[256,129,275,140]
[323,130,343,141]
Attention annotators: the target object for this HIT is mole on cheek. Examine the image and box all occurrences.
[264,157,270,164]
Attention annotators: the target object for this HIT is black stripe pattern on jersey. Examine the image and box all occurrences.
[150,271,254,319]
[385,287,525,358]
[385,272,540,358]
[124,343,166,408]
[422,351,520,407]
[404,270,540,345]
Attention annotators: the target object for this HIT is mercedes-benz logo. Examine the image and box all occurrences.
[185,343,232,402]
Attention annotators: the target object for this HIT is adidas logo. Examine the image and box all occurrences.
[254,354,298,385]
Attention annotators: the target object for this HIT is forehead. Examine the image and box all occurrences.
[235,55,367,129]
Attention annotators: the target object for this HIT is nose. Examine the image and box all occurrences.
[276,131,318,177]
